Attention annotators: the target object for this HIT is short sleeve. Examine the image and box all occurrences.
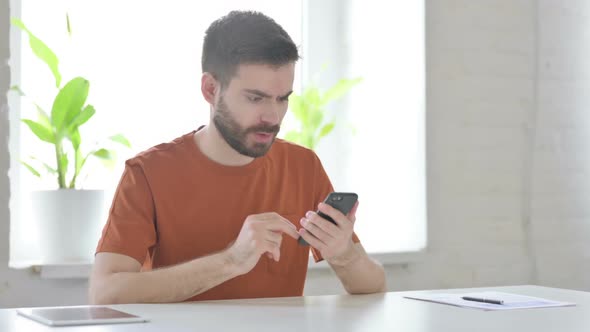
[95,161,157,265]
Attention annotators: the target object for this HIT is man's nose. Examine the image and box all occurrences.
[260,103,281,125]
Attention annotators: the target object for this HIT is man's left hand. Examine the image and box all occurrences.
[298,201,359,262]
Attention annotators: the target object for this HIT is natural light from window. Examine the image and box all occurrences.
[9,0,424,266]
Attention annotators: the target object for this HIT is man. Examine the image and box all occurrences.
[89,10,385,304]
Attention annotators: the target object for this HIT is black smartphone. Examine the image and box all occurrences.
[298,192,358,246]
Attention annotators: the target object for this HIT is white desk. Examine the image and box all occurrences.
[1,285,588,331]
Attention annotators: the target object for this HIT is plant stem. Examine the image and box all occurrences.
[54,141,66,188]
[69,148,80,189]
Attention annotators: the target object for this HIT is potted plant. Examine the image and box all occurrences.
[11,17,130,264]
[284,77,361,150]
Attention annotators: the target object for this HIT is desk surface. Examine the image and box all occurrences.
[1,285,588,332]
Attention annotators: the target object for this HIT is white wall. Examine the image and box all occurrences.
[531,0,590,288]
[1,0,590,308]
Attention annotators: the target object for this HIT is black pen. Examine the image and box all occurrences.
[461,296,504,305]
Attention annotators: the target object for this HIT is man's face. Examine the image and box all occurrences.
[212,63,295,158]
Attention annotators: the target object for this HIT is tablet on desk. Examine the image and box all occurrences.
[16,306,149,326]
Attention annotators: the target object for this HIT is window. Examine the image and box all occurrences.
[302,0,426,254]
[8,0,424,266]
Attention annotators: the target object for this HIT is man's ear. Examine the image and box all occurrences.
[201,73,219,105]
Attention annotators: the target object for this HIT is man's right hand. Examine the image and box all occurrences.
[226,212,300,275]
[90,213,300,304]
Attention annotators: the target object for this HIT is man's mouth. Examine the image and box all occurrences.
[253,132,274,143]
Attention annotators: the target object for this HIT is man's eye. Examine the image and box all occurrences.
[248,96,262,102]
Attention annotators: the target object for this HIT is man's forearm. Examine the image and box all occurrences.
[92,250,240,304]
[328,243,387,294]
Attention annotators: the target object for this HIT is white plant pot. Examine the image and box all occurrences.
[31,189,106,264]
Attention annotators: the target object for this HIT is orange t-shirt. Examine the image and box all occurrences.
[96,130,359,301]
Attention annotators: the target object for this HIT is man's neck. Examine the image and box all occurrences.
[194,125,255,166]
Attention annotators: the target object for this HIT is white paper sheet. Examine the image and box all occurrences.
[404,291,576,311]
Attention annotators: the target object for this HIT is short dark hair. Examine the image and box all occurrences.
[202,11,300,88]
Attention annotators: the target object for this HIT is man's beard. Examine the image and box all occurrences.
[213,97,280,158]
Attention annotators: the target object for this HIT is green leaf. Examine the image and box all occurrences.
[300,87,321,127]
[10,85,25,96]
[11,18,61,88]
[93,148,116,169]
[109,134,131,148]
[70,128,81,150]
[51,77,89,133]
[35,107,51,128]
[40,161,58,175]
[29,156,57,175]
[66,13,72,37]
[284,130,301,144]
[321,77,362,105]
[288,94,305,122]
[303,87,321,109]
[308,108,324,132]
[20,160,41,177]
[68,104,95,133]
[10,86,51,126]
[93,148,114,160]
[303,132,315,150]
[21,119,55,143]
[318,123,335,139]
